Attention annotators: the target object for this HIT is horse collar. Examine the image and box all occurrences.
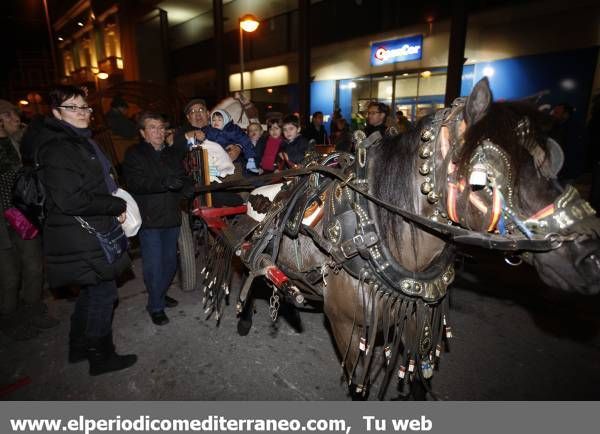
[334,127,456,303]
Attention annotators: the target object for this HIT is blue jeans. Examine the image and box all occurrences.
[72,280,118,338]
[138,226,180,313]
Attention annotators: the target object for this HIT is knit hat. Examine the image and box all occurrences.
[0,99,18,115]
[210,109,231,128]
[184,98,207,115]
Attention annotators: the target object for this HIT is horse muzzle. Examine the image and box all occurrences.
[528,236,600,295]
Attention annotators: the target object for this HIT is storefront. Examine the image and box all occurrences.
[307,1,599,179]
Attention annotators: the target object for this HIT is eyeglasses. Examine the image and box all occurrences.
[188,108,206,115]
[146,125,166,132]
[58,105,93,113]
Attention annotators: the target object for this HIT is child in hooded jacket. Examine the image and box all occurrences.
[205,109,258,173]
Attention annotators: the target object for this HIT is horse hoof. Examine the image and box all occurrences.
[237,319,252,336]
[349,385,369,401]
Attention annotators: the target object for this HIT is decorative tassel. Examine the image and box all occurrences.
[421,359,433,379]
[359,337,367,352]
[384,345,392,364]
[398,365,406,379]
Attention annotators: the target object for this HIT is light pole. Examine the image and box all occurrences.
[42,0,59,81]
[239,14,260,93]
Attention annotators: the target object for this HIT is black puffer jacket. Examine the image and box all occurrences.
[37,118,129,288]
[121,141,189,229]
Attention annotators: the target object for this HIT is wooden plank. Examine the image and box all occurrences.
[201,148,212,208]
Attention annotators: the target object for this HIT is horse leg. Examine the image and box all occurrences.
[323,271,373,399]
[237,297,254,336]
[234,265,255,336]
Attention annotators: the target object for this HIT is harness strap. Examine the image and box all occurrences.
[487,187,503,232]
[529,204,554,220]
[199,165,561,251]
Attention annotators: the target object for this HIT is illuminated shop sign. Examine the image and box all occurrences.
[370,35,423,66]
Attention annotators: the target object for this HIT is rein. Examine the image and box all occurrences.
[195,162,562,252]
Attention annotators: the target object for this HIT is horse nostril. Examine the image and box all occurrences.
[588,254,600,269]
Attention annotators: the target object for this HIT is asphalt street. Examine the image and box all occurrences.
[1,249,599,400]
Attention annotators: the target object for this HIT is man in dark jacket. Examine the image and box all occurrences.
[303,111,328,144]
[122,112,194,326]
[173,98,244,163]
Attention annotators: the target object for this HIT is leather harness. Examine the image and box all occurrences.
[197,98,598,398]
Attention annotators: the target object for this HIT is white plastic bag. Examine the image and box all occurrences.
[199,140,235,181]
[113,188,142,237]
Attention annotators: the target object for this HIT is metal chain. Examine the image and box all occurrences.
[74,216,97,235]
[269,287,280,322]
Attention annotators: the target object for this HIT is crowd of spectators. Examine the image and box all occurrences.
[0,92,415,351]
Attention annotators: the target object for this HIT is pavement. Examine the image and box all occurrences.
[1,250,600,401]
[0,255,349,401]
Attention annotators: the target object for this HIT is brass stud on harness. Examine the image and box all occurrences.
[420,182,433,195]
[421,129,435,142]
[427,191,440,204]
[419,162,431,175]
[419,145,432,159]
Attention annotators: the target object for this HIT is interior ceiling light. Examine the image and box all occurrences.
[482,66,495,77]
[96,72,109,80]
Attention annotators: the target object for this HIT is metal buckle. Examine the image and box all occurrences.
[340,234,365,259]
[353,234,365,248]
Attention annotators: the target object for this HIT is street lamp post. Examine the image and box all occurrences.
[239,14,260,93]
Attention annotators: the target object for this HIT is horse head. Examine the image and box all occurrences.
[213,92,260,130]
[442,77,600,294]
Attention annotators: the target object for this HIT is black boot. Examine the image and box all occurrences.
[87,334,137,376]
[68,315,87,363]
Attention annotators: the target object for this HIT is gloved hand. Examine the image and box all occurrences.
[182,182,195,200]
[246,158,259,174]
[162,175,183,191]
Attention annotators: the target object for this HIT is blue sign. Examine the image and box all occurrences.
[370,35,423,66]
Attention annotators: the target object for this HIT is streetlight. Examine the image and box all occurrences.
[239,14,260,92]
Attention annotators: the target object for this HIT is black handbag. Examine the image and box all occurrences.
[75,216,129,264]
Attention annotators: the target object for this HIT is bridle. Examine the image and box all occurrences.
[433,101,597,250]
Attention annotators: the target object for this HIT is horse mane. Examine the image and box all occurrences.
[371,117,432,255]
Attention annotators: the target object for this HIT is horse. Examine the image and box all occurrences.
[203,77,600,399]
[212,91,260,130]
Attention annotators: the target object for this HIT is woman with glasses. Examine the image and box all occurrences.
[37,85,137,376]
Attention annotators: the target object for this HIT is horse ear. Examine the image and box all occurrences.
[464,77,493,126]
[538,138,565,178]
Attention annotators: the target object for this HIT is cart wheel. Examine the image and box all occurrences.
[178,211,197,292]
